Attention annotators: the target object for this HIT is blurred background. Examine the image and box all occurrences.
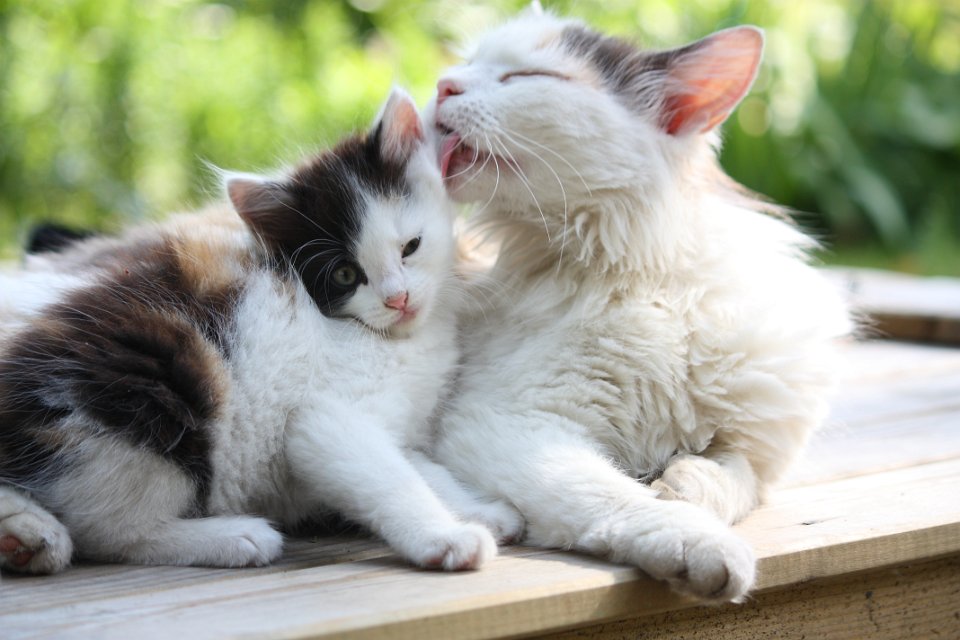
[0,0,957,273]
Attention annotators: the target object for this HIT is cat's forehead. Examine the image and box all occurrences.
[469,14,575,65]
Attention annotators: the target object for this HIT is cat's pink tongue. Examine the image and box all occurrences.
[439,133,461,179]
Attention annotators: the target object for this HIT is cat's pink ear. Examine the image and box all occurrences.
[661,26,763,136]
[376,87,425,164]
[226,173,289,242]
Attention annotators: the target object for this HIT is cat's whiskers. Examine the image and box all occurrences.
[496,128,571,273]
[499,126,593,197]
[489,136,551,244]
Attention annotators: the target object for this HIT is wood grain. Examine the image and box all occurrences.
[2,336,960,639]
[544,555,960,640]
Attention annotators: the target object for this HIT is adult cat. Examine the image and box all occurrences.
[428,9,851,601]
[0,89,520,574]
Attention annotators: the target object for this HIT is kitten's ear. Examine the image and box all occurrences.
[527,0,545,16]
[375,87,425,164]
[225,172,293,244]
[660,26,763,136]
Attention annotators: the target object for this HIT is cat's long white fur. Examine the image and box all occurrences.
[428,11,851,601]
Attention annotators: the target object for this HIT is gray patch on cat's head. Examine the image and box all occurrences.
[560,25,700,118]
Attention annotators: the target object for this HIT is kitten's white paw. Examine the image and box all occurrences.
[212,517,284,567]
[584,502,756,602]
[458,499,525,544]
[410,522,497,571]
[0,497,73,574]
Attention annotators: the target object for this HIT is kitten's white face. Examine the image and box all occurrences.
[231,88,456,338]
[344,163,455,337]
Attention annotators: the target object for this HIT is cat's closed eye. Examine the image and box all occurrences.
[402,236,421,258]
[499,70,568,83]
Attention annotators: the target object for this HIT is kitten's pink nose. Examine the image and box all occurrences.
[384,292,409,311]
[436,78,463,105]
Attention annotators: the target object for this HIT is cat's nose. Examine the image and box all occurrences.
[384,292,409,311]
[436,78,463,105]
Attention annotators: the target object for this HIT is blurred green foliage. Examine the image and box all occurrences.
[1,0,957,273]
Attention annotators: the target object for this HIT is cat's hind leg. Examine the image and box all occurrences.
[0,486,73,574]
[96,515,283,568]
[53,441,283,569]
[652,449,759,525]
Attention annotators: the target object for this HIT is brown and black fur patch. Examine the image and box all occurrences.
[0,234,238,505]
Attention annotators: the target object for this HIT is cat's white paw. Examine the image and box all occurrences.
[0,497,73,574]
[583,502,756,602]
[458,499,525,544]
[652,453,756,524]
[410,522,497,571]
[642,524,755,602]
[212,517,285,567]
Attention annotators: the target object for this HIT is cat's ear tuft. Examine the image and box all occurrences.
[225,172,291,243]
[375,87,425,164]
[661,26,763,136]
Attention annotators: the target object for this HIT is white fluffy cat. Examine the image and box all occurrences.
[426,8,851,602]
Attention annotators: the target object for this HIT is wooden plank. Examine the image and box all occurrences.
[782,339,960,487]
[3,458,959,640]
[543,555,960,640]
[829,268,960,344]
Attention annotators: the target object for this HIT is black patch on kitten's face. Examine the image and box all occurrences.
[244,125,411,317]
[0,238,236,505]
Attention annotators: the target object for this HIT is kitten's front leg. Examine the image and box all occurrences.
[436,408,756,602]
[285,407,497,570]
[408,451,525,544]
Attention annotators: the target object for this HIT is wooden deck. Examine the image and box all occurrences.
[3,269,959,639]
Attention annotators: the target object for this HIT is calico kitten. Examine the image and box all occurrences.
[426,9,851,601]
[0,89,521,575]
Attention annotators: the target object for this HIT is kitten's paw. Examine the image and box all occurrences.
[0,502,73,574]
[215,517,284,567]
[458,500,525,544]
[411,523,497,571]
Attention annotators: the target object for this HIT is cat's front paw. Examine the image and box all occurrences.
[652,524,755,602]
[585,502,756,602]
[459,499,525,545]
[410,522,497,571]
[214,517,285,567]
[0,499,73,574]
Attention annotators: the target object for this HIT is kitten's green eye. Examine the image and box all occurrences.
[402,236,421,258]
[332,265,358,287]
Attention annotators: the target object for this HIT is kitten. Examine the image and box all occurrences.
[426,9,851,602]
[0,89,521,575]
